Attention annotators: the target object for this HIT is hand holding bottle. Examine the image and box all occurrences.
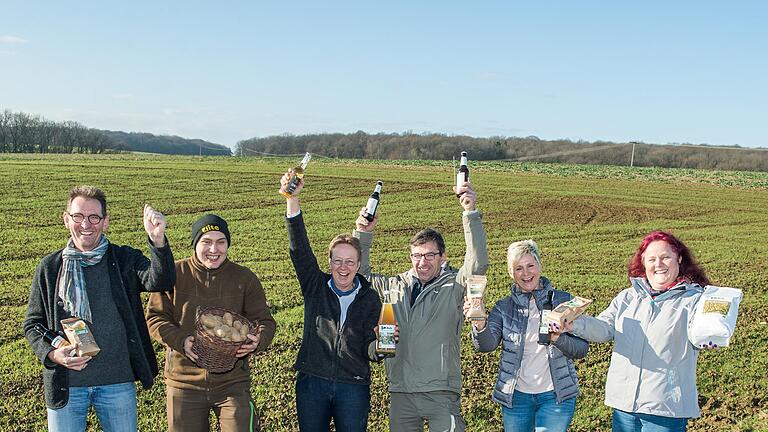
[281,169,304,216]
[454,182,477,212]
[47,342,90,371]
[374,323,399,359]
[280,169,304,198]
[356,206,379,232]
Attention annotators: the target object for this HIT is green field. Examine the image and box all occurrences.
[2,154,767,431]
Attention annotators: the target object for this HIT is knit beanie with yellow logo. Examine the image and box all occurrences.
[191,214,231,248]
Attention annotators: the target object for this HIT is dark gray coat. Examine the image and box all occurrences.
[23,240,175,409]
[287,213,381,385]
[472,277,588,407]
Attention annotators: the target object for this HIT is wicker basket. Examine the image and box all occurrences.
[191,306,256,373]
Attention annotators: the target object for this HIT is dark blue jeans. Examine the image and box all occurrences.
[295,372,370,432]
[47,382,137,432]
[612,409,688,432]
[501,390,576,432]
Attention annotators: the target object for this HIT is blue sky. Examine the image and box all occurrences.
[2,1,766,148]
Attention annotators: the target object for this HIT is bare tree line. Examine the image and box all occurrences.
[0,110,121,154]
[237,131,768,172]
[0,110,230,155]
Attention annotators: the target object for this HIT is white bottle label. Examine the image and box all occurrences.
[366,198,378,215]
[539,310,551,334]
[51,335,67,348]
[378,324,397,349]
[456,172,467,188]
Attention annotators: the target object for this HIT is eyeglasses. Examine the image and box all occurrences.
[68,213,104,224]
[330,258,358,267]
[410,252,441,261]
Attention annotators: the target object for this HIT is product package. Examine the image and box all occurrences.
[688,285,743,347]
[60,317,101,357]
[547,296,593,328]
[465,275,488,320]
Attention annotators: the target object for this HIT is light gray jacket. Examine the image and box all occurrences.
[472,277,588,407]
[571,277,704,418]
[355,210,488,394]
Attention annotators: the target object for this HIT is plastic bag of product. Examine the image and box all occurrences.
[688,285,743,347]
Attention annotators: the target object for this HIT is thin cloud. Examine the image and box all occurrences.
[112,93,134,100]
[0,36,28,44]
[0,50,16,55]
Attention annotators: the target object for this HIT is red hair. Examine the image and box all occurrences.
[627,231,711,286]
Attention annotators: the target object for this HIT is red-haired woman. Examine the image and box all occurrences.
[557,231,714,432]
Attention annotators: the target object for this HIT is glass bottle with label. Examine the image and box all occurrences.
[33,323,70,348]
[538,291,555,345]
[376,291,397,355]
[280,152,311,198]
[456,151,469,197]
[364,181,383,222]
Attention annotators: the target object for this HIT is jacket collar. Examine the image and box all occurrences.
[189,253,232,274]
[510,275,554,307]
[405,261,454,289]
[630,276,698,301]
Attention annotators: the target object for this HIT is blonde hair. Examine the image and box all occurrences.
[507,239,542,277]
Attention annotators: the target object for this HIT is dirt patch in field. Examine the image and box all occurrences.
[486,196,703,228]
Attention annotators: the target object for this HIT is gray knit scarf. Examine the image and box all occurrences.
[58,235,109,322]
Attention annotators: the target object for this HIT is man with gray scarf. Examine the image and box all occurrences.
[23,185,176,432]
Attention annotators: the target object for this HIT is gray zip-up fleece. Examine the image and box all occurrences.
[472,277,588,407]
[571,277,704,418]
[355,210,488,394]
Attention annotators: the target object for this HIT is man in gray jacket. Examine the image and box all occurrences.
[354,180,488,431]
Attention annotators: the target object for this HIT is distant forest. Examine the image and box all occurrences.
[237,132,768,172]
[99,130,230,156]
[4,109,766,171]
[0,110,230,155]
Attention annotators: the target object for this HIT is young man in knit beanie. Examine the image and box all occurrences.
[147,213,277,432]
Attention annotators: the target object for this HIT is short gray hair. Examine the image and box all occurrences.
[507,239,541,276]
[68,185,107,215]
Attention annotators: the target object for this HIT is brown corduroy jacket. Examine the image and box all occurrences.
[146,255,276,390]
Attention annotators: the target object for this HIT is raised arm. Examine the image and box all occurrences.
[455,182,489,287]
[133,204,175,292]
[143,204,167,247]
[282,170,324,295]
[354,206,377,279]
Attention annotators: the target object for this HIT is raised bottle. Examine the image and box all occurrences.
[456,151,469,197]
[538,291,554,345]
[32,323,70,349]
[376,295,397,355]
[280,152,311,198]
[364,181,383,222]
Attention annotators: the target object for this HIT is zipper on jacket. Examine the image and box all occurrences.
[440,344,445,373]
[332,323,344,380]
[331,283,362,380]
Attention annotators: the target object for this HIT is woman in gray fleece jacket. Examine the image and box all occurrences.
[466,239,588,432]
[562,230,713,432]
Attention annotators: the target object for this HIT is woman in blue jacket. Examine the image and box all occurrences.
[465,239,588,432]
